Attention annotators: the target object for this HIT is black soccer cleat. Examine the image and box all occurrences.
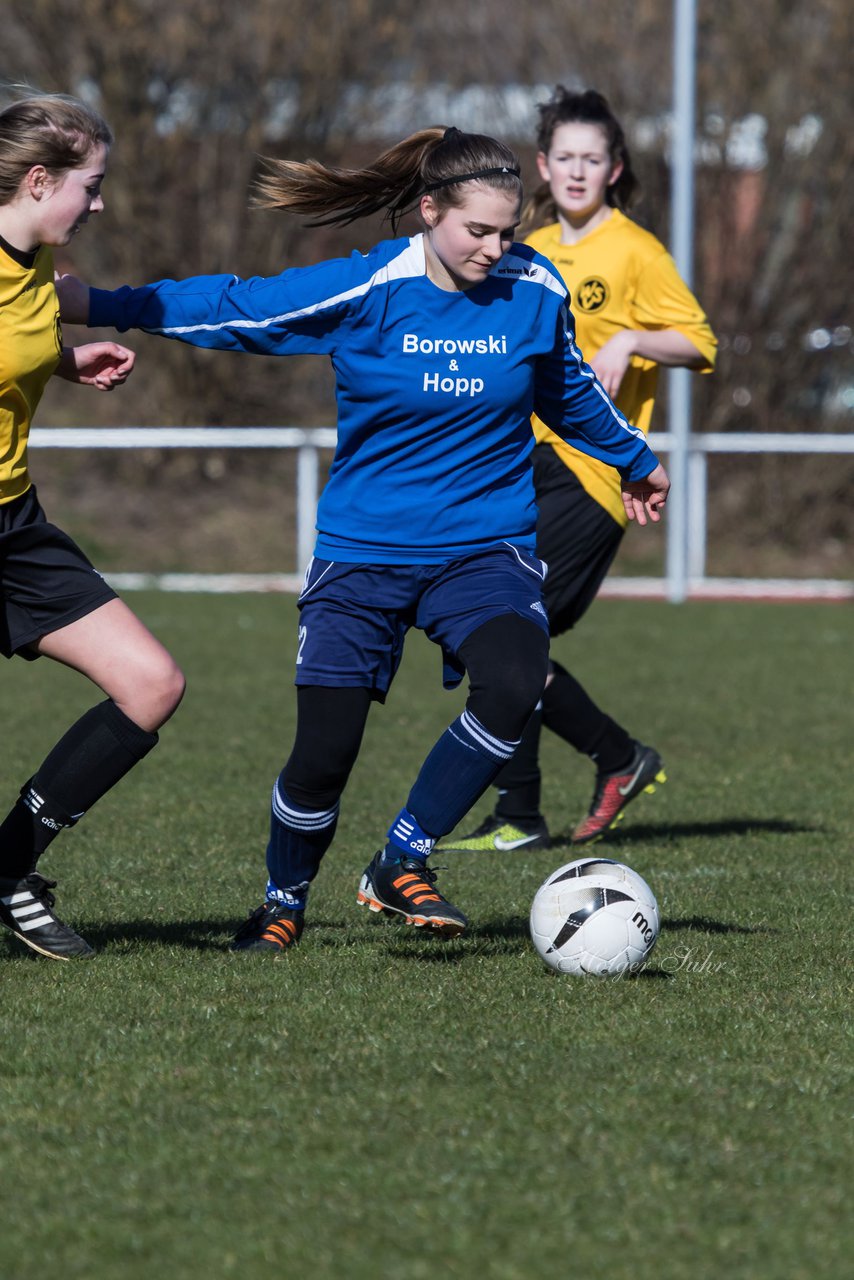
[571,741,666,844]
[0,872,94,960]
[230,900,305,953]
[357,851,468,937]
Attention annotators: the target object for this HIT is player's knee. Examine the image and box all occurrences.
[281,755,349,811]
[144,655,185,723]
[460,613,549,741]
[119,654,185,730]
[161,661,187,719]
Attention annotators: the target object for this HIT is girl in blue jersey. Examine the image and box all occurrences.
[59,126,669,949]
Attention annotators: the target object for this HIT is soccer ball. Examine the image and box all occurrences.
[529,857,660,977]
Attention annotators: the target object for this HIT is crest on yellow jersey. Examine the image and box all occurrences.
[575,277,610,313]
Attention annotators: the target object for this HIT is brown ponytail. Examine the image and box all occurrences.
[253,127,522,232]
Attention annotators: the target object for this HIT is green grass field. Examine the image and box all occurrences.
[1,594,851,1279]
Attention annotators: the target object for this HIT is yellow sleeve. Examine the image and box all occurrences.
[633,250,717,371]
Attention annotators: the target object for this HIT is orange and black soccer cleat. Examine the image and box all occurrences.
[230,901,305,953]
[357,851,468,938]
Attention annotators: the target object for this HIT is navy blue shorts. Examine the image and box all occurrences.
[0,486,117,660]
[295,544,549,699]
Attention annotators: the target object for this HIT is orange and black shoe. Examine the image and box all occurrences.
[230,901,305,953]
[357,851,468,938]
[571,741,666,845]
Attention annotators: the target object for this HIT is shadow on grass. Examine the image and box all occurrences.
[74,918,235,952]
[381,922,677,978]
[354,910,777,968]
[381,940,469,964]
[548,817,820,847]
[467,917,528,942]
[662,916,778,935]
[354,913,529,964]
[3,908,775,963]
[67,916,349,953]
[384,915,546,963]
[0,922,229,962]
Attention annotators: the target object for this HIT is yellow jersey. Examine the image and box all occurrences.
[0,238,62,504]
[526,211,716,525]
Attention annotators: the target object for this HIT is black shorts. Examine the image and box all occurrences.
[533,444,624,637]
[0,486,117,660]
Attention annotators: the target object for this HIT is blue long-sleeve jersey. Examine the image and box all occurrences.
[89,234,659,564]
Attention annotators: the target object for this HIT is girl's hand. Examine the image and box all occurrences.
[589,331,636,399]
[621,462,670,526]
[56,343,136,390]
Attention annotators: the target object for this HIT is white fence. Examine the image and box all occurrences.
[29,426,854,601]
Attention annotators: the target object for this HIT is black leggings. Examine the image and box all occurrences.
[282,612,548,810]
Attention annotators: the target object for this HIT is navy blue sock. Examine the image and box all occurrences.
[384,711,520,862]
[265,779,339,910]
[383,810,437,864]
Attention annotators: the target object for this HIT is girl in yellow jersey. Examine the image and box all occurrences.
[445,87,716,853]
[0,94,185,960]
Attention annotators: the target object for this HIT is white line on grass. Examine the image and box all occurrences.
[105,572,853,602]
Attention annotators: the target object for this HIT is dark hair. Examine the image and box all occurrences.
[0,92,113,206]
[253,127,522,232]
[522,87,638,231]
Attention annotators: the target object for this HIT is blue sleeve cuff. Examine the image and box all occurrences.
[619,441,660,482]
[89,287,127,331]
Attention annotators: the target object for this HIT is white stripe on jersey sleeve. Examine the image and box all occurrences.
[146,238,427,338]
[563,317,646,442]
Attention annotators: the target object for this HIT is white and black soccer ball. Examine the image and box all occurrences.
[529,857,660,977]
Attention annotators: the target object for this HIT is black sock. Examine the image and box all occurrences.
[542,661,634,774]
[0,700,159,878]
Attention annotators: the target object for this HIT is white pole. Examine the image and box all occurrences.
[296,444,320,575]
[666,0,697,602]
